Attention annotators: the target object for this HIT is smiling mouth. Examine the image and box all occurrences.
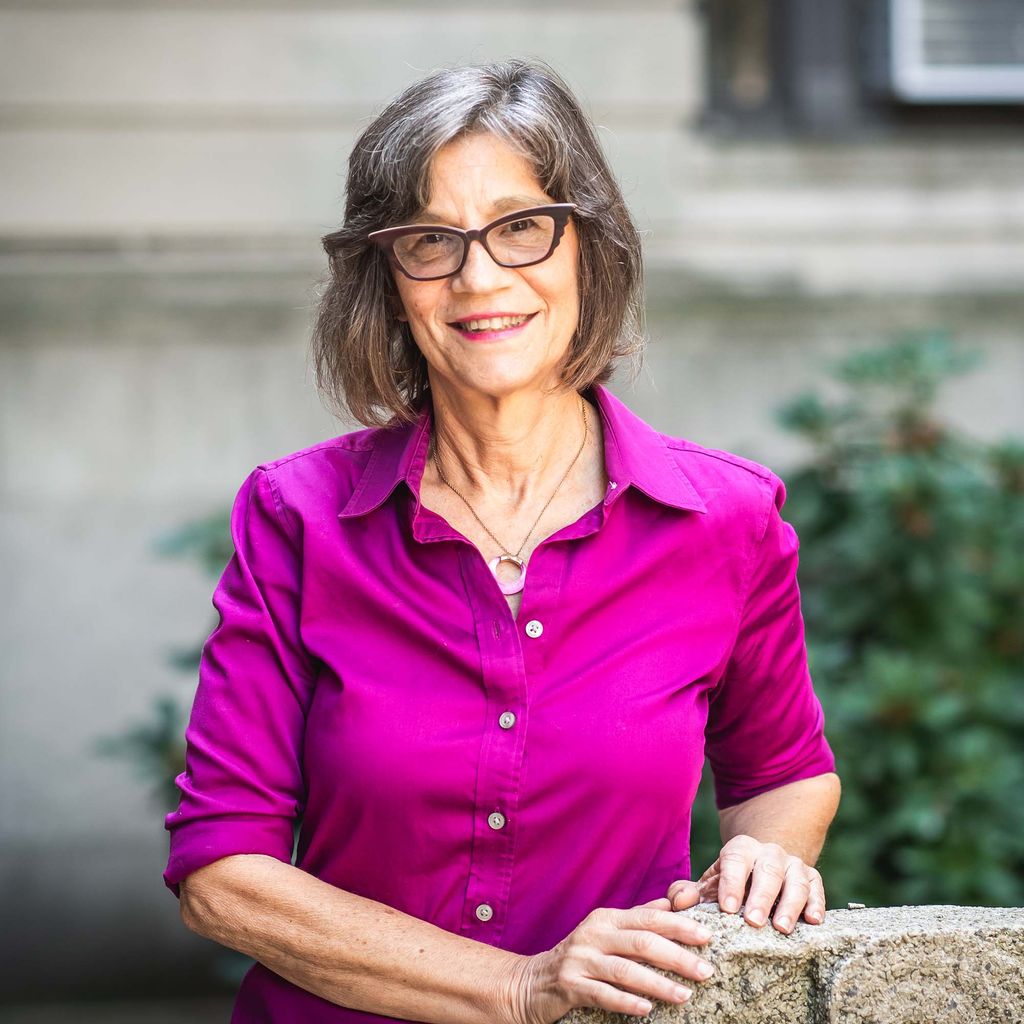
[449,313,535,333]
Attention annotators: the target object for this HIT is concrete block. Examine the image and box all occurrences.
[559,904,1024,1023]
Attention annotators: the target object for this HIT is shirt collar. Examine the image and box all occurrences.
[337,381,706,519]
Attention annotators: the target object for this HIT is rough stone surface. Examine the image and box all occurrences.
[557,905,1024,1024]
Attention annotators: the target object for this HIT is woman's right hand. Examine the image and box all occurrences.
[507,895,715,1023]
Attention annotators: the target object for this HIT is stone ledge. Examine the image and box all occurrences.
[558,905,1024,1024]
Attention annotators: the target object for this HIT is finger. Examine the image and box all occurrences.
[741,847,789,927]
[572,975,658,1019]
[697,870,720,902]
[697,858,721,883]
[638,896,672,910]
[801,869,826,925]
[608,927,714,987]
[666,879,701,910]
[716,843,757,914]
[769,863,814,933]
[576,968,690,1018]
[617,905,713,948]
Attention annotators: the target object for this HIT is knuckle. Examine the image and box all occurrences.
[629,930,659,956]
[608,957,634,984]
[757,860,786,881]
[729,834,759,852]
[634,907,663,929]
[720,850,748,865]
[584,907,614,932]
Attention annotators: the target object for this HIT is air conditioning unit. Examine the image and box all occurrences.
[889,0,1024,102]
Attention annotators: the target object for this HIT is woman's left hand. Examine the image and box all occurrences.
[665,835,826,934]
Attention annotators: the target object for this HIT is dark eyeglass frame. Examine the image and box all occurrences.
[367,203,576,281]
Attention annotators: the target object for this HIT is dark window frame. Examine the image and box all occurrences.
[697,0,1024,140]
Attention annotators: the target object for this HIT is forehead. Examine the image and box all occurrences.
[420,132,551,222]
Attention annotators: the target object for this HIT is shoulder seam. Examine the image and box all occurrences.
[663,438,773,481]
[256,436,379,473]
[254,466,293,540]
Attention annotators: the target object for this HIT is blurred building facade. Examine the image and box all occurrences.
[1,0,1022,999]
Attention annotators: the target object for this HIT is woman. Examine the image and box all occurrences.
[165,59,841,1023]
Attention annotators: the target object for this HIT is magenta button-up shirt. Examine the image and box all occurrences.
[164,382,835,1023]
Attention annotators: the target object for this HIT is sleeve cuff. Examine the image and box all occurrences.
[163,814,295,899]
[713,742,837,811]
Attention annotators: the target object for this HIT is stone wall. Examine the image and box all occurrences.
[562,905,1024,1024]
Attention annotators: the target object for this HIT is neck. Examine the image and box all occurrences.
[428,379,597,511]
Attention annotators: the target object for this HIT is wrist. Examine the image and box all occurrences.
[492,950,534,1024]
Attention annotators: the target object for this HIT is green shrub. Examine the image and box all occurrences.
[96,511,229,809]
[689,329,1024,909]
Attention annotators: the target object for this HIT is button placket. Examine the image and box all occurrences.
[456,544,533,940]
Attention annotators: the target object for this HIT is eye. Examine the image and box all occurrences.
[399,232,459,262]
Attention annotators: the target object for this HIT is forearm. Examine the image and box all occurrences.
[717,772,841,866]
[180,854,527,1024]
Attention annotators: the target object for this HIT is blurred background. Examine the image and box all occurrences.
[1,0,1022,1018]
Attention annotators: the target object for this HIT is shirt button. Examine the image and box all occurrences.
[488,811,506,830]
[525,619,543,638]
[499,711,516,729]
[475,903,494,922]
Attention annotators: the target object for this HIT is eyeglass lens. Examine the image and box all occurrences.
[391,214,558,279]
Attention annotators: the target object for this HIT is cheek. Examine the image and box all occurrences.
[395,283,437,325]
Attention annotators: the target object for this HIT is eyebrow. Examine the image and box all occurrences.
[411,195,552,226]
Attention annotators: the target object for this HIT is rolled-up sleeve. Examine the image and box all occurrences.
[706,472,835,810]
[163,467,315,898]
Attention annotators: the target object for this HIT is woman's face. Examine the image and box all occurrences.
[391,132,580,403]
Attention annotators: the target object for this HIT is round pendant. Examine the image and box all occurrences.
[489,554,526,596]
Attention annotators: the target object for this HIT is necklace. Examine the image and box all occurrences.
[430,395,589,597]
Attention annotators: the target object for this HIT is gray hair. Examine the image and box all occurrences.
[313,58,645,427]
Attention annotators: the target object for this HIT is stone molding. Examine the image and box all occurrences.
[559,904,1024,1023]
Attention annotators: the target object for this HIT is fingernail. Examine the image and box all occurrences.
[674,985,693,1001]
[748,909,765,926]
[776,915,791,930]
[697,961,715,979]
[722,897,738,913]
[695,926,712,941]
[807,910,822,923]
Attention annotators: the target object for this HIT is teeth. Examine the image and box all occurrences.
[463,314,530,331]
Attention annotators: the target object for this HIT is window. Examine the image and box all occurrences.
[700,0,1024,138]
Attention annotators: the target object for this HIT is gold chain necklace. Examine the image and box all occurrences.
[430,395,589,596]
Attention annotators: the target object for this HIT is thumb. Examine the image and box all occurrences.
[667,879,702,909]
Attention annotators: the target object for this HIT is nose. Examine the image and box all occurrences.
[451,236,514,293]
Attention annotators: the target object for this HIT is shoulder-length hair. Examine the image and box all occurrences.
[313,58,645,427]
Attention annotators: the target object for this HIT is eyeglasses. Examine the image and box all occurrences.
[367,203,576,281]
